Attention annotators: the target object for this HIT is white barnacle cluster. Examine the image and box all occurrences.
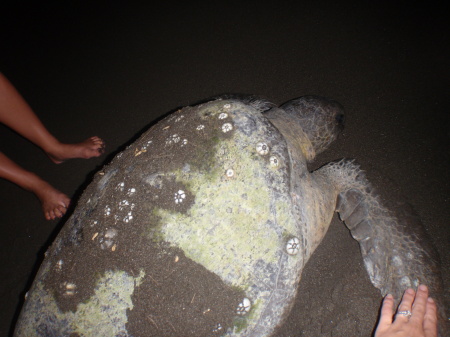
[104,206,111,217]
[236,298,251,315]
[197,103,235,135]
[123,212,133,223]
[286,237,300,255]
[256,142,282,168]
[166,133,181,145]
[218,106,234,133]
[111,182,137,224]
[118,199,129,211]
[174,190,186,204]
[193,103,235,140]
[116,182,125,192]
[161,111,189,148]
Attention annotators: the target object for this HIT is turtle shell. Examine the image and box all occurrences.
[15,99,306,337]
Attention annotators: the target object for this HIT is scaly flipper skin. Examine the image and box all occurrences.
[315,159,448,336]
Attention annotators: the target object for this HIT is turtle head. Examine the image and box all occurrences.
[280,96,344,159]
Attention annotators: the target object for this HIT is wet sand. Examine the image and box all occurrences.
[1,2,448,336]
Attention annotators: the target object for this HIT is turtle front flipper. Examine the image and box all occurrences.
[316,159,447,336]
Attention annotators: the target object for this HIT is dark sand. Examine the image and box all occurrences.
[1,2,448,336]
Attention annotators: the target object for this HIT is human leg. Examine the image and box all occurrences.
[0,73,105,163]
[0,152,70,220]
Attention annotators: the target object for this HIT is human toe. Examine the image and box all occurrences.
[45,209,56,221]
[53,208,63,219]
[57,203,68,217]
[97,141,106,154]
[89,136,104,146]
[88,137,106,154]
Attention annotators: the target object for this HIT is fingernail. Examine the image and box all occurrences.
[418,284,427,291]
[385,294,393,299]
[427,297,434,303]
[406,288,415,295]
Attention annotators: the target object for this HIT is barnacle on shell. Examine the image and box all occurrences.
[270,156,280,167]
[286,237,300,255]
[256,142,270,155]
[174,190,186,204]
[236,298,251,315]
[221,123,233,133]
[225,169,234,178]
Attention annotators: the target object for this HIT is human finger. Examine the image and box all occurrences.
[377,294,395,331]
[423,297,438,337]
[410,284,429,322]
[395,288,415,323]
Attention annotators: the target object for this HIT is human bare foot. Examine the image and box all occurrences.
[47,136,105,164]
[0,152,70,220]
[33,182,71,220]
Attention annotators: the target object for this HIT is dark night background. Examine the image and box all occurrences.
[0,1,448,336]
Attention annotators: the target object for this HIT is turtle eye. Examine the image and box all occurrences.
[335,113,345,127]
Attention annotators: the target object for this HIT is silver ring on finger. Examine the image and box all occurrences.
[397,310,412,319]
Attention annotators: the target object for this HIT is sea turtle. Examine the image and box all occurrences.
[14,95,446,336]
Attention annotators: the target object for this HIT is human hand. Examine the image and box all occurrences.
[374,284,438,337]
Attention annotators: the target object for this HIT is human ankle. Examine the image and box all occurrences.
[44,140,67,164]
